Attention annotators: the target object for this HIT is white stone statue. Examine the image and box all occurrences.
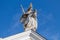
[20,3,37,31]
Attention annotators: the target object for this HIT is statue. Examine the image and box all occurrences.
[20,3,37,31]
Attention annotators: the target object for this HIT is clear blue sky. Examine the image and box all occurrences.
[0,0,60,40]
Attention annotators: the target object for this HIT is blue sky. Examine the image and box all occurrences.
[0,0,60,40]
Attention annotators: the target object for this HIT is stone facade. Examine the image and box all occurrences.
[0,30,46,40]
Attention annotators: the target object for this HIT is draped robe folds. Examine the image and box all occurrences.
[24,15,37,31]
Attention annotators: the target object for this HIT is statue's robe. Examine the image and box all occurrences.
[24,13,37,31]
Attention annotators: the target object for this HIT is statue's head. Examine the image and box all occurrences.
[20,14,29,24]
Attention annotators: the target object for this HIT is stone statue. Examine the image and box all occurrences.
[20,3,37,31]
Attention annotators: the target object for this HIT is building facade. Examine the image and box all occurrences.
[0,30,46,40]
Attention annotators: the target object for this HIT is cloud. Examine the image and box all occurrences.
[36,9,59,40]
[50,33,59,40]
[37,9,55,25]
[5,13,23,35]
[41,27,59,40]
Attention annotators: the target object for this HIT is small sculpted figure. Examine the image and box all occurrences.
[20,3,37,31]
